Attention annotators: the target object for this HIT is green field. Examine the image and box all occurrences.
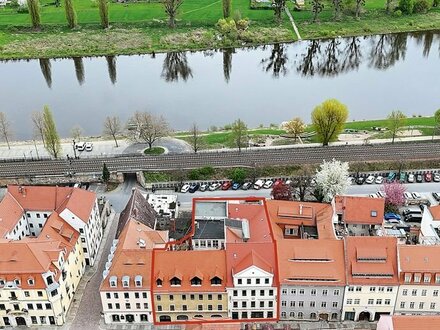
[144,146,166,155]
[0,0,439,59]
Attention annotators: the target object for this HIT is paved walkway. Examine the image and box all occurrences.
[68,211,120,330]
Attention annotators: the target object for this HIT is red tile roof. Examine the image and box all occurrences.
[429,205,440,220]
[276,239,346,286]
[345,236,398,285]
[0,193,24,237]
[8,185,72,211]
[335,196,384,225]
[62,188,96,223]
[392,315,440,330]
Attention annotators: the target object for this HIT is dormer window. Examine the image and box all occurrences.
[170,277,181,286]
[27,278,35,286]
[404,273,412,283]
[211,277,222,286]
[109,276,117,287]
[14,278,21,286]
[122,276,130,288]
[424,274,431,283]
[414,273,421,283]
[371,211,377,217]
[135,275,142,287]
[190,277,202,286]
[436,274,440,284]
[46,276,54,285]
[0,279,5,286]
[156,279,163,287]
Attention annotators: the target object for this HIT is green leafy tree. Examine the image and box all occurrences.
[42,106,61,159]
[311,99,349,146]
[230,119,248,152]
[98,0,109,29]
[229,168,247,183]
[399,0,414,13]
[222,0,231,18]
[64,0,77,29]
[27,0,41,29]
[434,109,440,138]
[387,110,407,144]
[102,163,110,182]
[283,117,306,142]
[163,0,184,28]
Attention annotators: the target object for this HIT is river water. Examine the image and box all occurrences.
[0,31,439,139]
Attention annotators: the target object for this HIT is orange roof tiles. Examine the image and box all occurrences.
[335,196,384,225]
[391,315,440,330]
[119,220,167,250]
[345,236,398,285]
[153,250,227,293]
[234,250,273,274]
[276,239,346,286]
[0,193,24,237]
[398,245,440,284]
[429,205,440,220]
[8,185,72,211]
[62,188,96,222]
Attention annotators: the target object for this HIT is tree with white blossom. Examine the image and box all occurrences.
[381,181,406,212]
[314,158,349,202]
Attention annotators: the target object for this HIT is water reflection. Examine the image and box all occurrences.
[161,52,193,82]
[222,48,234,83]
[39,58,52,88]
[261,43,289,78]
[106,56,117,85]
[73,57,85,85]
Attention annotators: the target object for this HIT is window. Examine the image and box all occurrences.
[135,292,139,299]
[24,291,30,297]
[211,277,222,285]
[208,304,213,310]
[242,302,247,308]
[298,301,304,307]
[156,279,163,287]
[233,302,238,308]
[368,299,374,305]
[334,289,340,296]
[378,287,384,292]
[45,303,51,309]
[403,289,408,296]
[124,292,129,299]
[281,301,287,307]
[31,316,37,324]
[370,287,376,292]
[169,295,174,301]
[299,289,304,295]
[356,287,361,292]
[170,277,181,286]
[290,312,295,318]
[157,305,162,311]
[268,301,273,308]
[122,276,129,287]
[182,294,186,300]
[311,289,316,296]
[347,299,352,305]
[106,293,110,299]
[354,299,360,305]
[183,305,188,311]
[136,303,141,309]
[115,303,120,309]
[256,279,260,284]
[309,301,315,307]
[125,303,131,309]
[410,302,415,309]
[331,313,338,320]
[144,303,148,309]
[376,299,382,305]
[37,303,43,310]
[412,289,417,296]
[218,305,223,311]
[143,292,147,299]
[40,316,46,324]
[431,303,436,309]
[385,299,391,305]
[156,295,161,301]
[310,312,317,319]
[322,289,328,296]
[282,289,287,295]
[170,305,175,311]
[190,294,195,300]
[198,305,203,311]
[114,293,119,299]
[251,290,255,297]
[348,287,354,292]
[238,279,242,285]
[265,278,269,284]
[387,287,393,292]
[290,301,295,307]
[281,312,287,318]
[199,294,203,300]
[233,290,238,297]
[332,302,338,308]
[191,277,202,286]
[400,302,405,309]
[247,279,251,285]
[27,304,33,310]
[321,302,326,308]
[434,290,439,297]
[27,278,34,286]
[260,301,264,308]
[107,303,112,310]
[260,290,265,296]
[371,211,377,217]
[422,290,427,296]
[298,312,303,319]
[269,290,273,296]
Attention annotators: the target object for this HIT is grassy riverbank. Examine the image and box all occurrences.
[175,116,437,148]
[0,0,439,59]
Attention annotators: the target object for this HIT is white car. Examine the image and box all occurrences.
[408,174,415,183]
[434,173,440,182]
[180,184,190,193]
[209,183,221,191]
[200,184,208,192]
[253,179,265,190]
[85,142,93,151]
[75,141,85,151]
[263,180,274,189]
[366,175,375,184]
[412,192,422,199]
[375,176,384,184]
[404,192,413,199]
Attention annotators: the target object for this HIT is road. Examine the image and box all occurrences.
[172,182,440,209]
[1,141,440,178]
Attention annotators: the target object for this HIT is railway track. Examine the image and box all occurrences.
[0,141,439,178]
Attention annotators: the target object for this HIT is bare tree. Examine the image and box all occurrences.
[71,125,83,141]
[163,0,184,28]
[0,112,12,150]
[291,165,314,201]
[32,111,45,146]
[189,122,203,153]
[103,116,122,147]
[127,112,170,150]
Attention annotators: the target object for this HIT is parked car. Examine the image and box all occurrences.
[434,173,440,182]
[405,214,423,222]
[189,183,200,193]
[253,179,265,190]
[384,212,401,220]
[403,192,413,200]
[387,219,401,224]
[232,182,241,190]
[365,175,375,184]
[356,177,365,185]
[221,181,232,190]
[263,180,274,189]
[412,192,422,199]
[200,184,208,192]
[209,183,221,191]
[407,173,415,183]
[402,208,422,217]
[285,179,292,185]
[386,172,396,182]
[432,192,440,201]
[76,142,85,151]
[85,142,93,152]
[242,182,252,190]
[347,177,355,185]
[180,184,190,193]
[375,176,384,184]
[399,172,406,183]
[425,172,433,182]
[416,174,423,183]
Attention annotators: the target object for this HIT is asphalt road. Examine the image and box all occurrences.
[172,182,440,210]
[1,141,440,178]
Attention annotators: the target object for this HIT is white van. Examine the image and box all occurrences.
[76,142,85,151]
[253,179,265,190]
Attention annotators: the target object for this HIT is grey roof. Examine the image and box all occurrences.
[194,201,227,219]
[115,188,157,238]
[225,219,242,229]
[193,219,225,240]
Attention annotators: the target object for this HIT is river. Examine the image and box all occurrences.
[0,31,439,139]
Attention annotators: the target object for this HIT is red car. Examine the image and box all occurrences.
[425,172,432,182]
[221,181,232,190]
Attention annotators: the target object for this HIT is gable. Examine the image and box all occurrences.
[234,265,273,278]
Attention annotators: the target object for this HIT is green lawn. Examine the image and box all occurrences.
[344,116,436,131]
[144,146,165,155]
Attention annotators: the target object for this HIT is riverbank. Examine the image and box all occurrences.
[0,0,439,59]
